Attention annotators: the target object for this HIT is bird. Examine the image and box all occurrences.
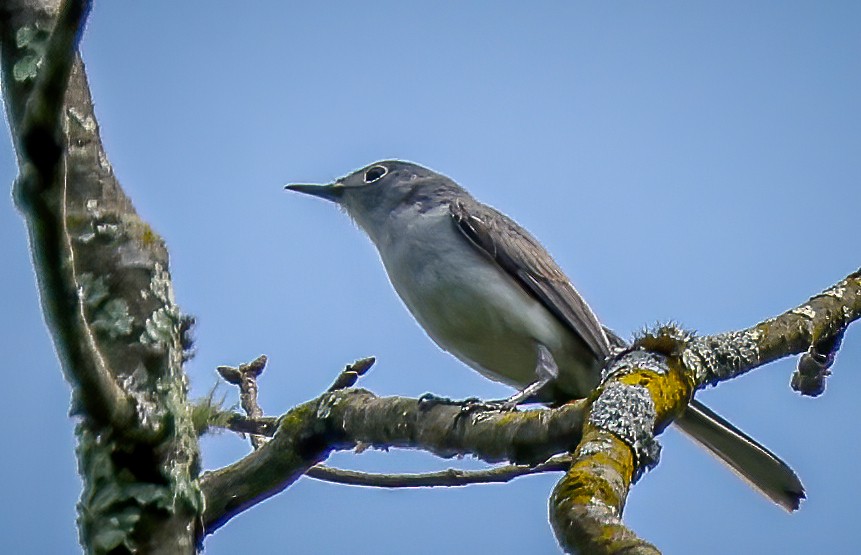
[286,160,804,510]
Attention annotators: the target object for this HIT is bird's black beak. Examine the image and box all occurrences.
[284,182,345,203]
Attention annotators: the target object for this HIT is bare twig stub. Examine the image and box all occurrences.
[791,328,845,397]
[327,356,376,391]
[218,355,269,449]
[223,414,279,437]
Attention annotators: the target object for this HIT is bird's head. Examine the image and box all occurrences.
[286,160,461,241]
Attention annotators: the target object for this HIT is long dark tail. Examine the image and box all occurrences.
[674,399,805,511]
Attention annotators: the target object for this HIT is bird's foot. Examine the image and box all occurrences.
[417,393,478,409]
[418,393,516,419]
[457,397,518,416]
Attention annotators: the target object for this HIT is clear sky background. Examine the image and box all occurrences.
[1,2,859,554]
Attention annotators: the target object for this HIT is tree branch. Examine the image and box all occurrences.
[199,270,860,549]
[549,352,678,553]
[548,269,861,553]
[198,390,587,535]
[17,0,88,180]
[683,267,860,391]
[1,1,202,551]
[221,413,279,437]
[305,455,571,488]
[213,355,378,446]
[1,0,136,430]
[550,423,660,555]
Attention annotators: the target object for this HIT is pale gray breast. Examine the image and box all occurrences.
[376,204,599,396]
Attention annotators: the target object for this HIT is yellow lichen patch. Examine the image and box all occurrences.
[493,410,527,426]
[548,423,639,552]
[557,424,634,509]
[140,222,159,247]
[616,359,694,430]
[120,213,164,249]
[277,403,316,434]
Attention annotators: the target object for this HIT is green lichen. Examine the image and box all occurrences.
[77,426,144,553]
[140,307,177,350]
[67,106,97,133]
[13,25,49,82]
[140,222,159,247]
[91,299,134,338]
[118,214,163,250]
[95,222,120,239]
[77,263,202,552]
[77,420,200,554]
[140,264,182,351]
[78,273,110,307]
[80,274,134,338]
[16,26,37,47]
[156,368,204,514]
[278,403,316,433]
[13,54,41,81]
[149,262,176,306]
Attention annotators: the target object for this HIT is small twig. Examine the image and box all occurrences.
[217,355,268,449]
[305,455,571,488]
[327,356,376,391]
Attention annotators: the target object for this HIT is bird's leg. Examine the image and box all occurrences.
[499,343,559,408]
[450,344,560,416]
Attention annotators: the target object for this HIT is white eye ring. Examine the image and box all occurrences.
[364,165,388,183]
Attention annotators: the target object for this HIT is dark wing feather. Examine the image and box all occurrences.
[450,197,611,360]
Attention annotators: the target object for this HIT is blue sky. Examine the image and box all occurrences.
[1,2,859,553]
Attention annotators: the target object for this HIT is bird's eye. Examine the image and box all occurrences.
[364,165,388,183]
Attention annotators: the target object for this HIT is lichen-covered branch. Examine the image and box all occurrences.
[15,0,87,181]
[547,270,860,553]
[549,348,691,553]
[201,270,859,550]
[550,424,659,555]
[199,389,587,535]
[684,268,861,391]
[217,412,279,437]
[1,1,201,552]
[1,0,135,431]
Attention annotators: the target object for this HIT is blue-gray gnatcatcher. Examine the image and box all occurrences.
[286,160,803,510]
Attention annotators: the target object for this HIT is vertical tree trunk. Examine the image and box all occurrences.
[0,2,201,552]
